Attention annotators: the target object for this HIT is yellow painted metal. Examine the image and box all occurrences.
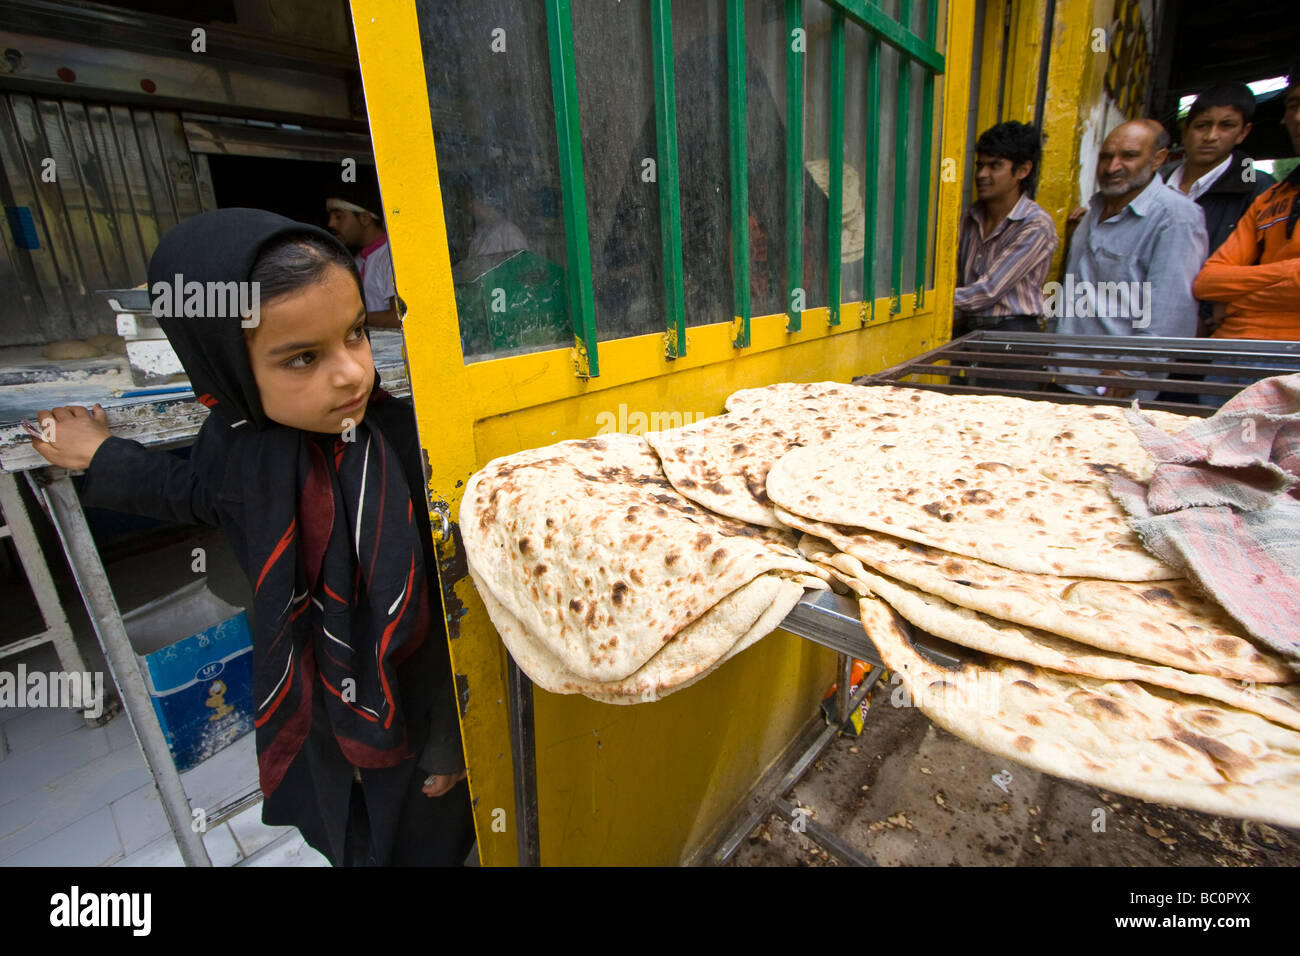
[1034,0,1113,277]
[931,0,971,349]
[975,0,1007,141]
[972,0,1116,278]
[468,302,920,423]
[1003,0,1047,124]
[973,0,1049,206]
[974,0,1046,133]
[350,0,975,865]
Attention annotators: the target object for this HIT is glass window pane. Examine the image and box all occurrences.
[871,0,900,300]
[670,0,733,328]
[412,0,946,361]
[900,56,923,297]
[841,18,870,306]
[575,0,663,342]
[801,2,831,312]
[416,0,569,364]
[924,0,948,292]
[745,0,788,320]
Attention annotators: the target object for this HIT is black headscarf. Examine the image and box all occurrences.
[148,209,428,796]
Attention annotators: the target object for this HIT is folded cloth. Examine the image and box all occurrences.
[1108,374,1300,664]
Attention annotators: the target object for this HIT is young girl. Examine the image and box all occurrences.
[32,208,475,866]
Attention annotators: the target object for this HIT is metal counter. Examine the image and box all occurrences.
[0,331,412,866]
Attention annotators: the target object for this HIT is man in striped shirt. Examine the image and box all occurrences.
[954,122,1059,338]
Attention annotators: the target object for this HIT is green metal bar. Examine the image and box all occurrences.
[912,0,938,308]
[862,31,881,323]
[650,0,686,359]
[545,0,599,377]
[825,0,944,73]
[726,0,750,348]
[827,8,844,326]
[785,0,803,333]
[889,0,912,313]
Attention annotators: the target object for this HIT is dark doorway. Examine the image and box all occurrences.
[205,154,374,231]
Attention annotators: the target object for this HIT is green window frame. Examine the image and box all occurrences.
[537,0,945,376]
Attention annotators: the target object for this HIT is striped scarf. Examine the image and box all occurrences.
[224,388,430,795]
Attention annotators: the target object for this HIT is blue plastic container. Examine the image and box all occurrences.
[122,581,255,772]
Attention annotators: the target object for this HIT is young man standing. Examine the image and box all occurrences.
[953,121,1058,338]
[1164,82,1275,257]
[325,172,399,329]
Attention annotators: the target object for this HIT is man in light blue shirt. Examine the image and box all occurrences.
[1050,119,1208,400]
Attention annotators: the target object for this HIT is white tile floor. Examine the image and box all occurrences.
[0,644,328,867]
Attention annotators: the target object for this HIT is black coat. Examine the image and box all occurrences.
[81,396,474,866]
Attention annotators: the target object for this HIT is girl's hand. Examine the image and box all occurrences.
[422,769,468,798]
[30,405,111,470]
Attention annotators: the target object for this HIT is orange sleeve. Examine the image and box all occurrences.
[1193,195,1299,300]
[1216,264,1300,312]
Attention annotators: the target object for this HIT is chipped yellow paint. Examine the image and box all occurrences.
[974,0,1048,133]
[932,0,971,350]
[1036,0,1114,277]
[1004,0,1048,124]
[975,0,1008,156]
[571,334,591,379]
[351,0,974,865]
[972,0,1119,277]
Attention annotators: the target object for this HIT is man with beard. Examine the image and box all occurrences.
[1051,119,1207,400]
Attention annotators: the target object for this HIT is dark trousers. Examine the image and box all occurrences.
[952,314,1042,338]
[341,775,475,867]
[952,315,1042,392]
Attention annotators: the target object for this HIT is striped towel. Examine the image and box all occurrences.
[1108,374,1300,664]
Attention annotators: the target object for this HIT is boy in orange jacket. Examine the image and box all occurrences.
[1193,74,1300,341]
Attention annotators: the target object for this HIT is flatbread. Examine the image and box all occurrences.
[858,595,1300,829]
[776,508,1294,683]
[459,433,815,682]
[469,562,805,703]
[647,383,949,528]
[660,382,1192,561]
[583,577,808,705]
[722,381,913,414]
[767,434,1175,581]
[829,551,1300,730]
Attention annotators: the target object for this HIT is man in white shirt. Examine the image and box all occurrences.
[326,175,399,328]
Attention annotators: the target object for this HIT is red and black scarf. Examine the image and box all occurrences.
[230,401,430,795]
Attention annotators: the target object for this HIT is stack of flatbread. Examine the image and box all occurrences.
[459,433,826,703]
[642,382,1300,827]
